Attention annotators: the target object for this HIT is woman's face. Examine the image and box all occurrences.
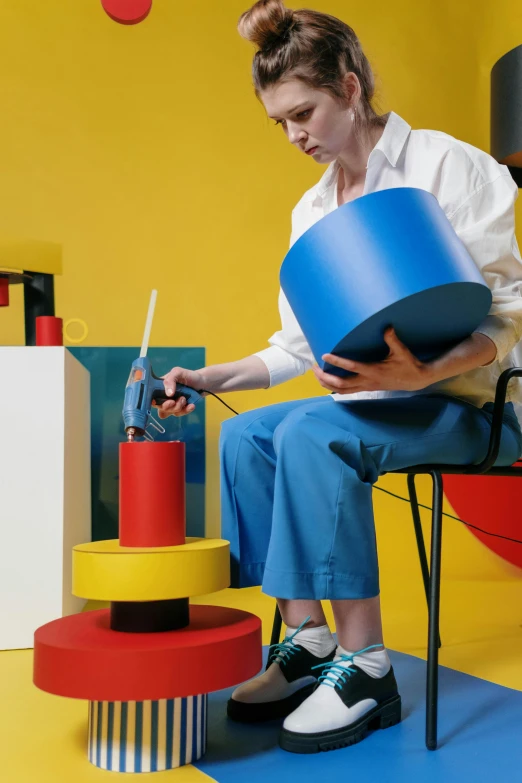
[261,76,356,163]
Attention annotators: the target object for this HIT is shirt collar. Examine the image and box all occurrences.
[306,111,412,203]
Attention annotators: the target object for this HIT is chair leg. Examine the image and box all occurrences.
[426,470,443,751]
[407,473,442,649]
[270,602,283,647]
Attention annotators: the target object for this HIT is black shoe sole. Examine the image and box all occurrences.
[279,694,402,753]
[227,682,317,723]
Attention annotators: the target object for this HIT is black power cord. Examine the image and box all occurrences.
[373,485,522,546]
[201,390,240,417]
[204,391,522,547]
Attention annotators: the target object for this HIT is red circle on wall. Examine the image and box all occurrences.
[101,0,152,25]
[444,471,522,570]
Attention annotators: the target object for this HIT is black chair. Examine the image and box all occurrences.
[271,367,522,751]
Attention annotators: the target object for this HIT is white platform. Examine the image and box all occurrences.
[0,347,91,649]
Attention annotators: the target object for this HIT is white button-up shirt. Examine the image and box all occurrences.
[253,111,522,417]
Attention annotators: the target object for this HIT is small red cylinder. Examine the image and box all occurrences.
[119,441,186,547]
[0,278,9,306]
[36,316,63,346]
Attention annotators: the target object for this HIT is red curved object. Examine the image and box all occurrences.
[33,605,262,701]
[35,316,63,346]
[444,473,522,569]
[119,441,185,547]
[0,278,8,306]
[101,0,152,24]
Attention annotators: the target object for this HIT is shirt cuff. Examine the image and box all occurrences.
[252,346,306,388]
[473,315,517,365]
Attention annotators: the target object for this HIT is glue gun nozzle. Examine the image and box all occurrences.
[127,428,136,442]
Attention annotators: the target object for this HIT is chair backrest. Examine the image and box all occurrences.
[505,341,522,428]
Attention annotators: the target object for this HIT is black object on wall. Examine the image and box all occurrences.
[23,271,55,345]
[491,44,522,188]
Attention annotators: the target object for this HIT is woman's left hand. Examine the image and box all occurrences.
[312,327,432,393]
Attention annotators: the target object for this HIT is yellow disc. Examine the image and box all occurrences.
[72,537,230,601]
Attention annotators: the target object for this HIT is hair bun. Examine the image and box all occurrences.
[237,0,294,51]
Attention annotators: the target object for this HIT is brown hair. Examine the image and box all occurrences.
[237,0,386,137]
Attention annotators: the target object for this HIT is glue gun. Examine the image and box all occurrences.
[122,289,205,441]
[122,355,205,441]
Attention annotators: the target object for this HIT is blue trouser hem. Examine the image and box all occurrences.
[234,562,379,600]
[262,566,380,600]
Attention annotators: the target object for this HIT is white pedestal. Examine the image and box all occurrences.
[0,347,91,650]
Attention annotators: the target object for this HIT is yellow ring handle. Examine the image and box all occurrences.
[64,318,89,344]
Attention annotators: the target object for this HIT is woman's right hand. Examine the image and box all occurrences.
[153,367,208,419]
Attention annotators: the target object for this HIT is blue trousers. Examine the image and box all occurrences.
[219,393,522,601]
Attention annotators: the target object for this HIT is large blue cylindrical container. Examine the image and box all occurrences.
[280,188,492,377]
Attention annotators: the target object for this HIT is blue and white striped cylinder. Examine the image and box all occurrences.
[87,695,207,772]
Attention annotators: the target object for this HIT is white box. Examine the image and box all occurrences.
[0,347,91,649]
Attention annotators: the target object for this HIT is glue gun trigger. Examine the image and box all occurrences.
[153,389,186,405]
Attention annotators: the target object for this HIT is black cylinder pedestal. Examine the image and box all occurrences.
[110,598,190,633]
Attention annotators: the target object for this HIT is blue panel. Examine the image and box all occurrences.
[281,188,492,376]
[195,644,522,782]
[151,700,159,772]
[134,701,143,772]
[120,702,127,771]
[70,347,205,540]
[96,701,102,768]
[166,699,174,769]
[107,702,114,771]
[180,697,187,767]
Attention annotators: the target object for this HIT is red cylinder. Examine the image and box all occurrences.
[0,278,9,306]
[36,316,63,346]
[119,441,186,547]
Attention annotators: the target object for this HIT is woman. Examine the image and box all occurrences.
[155,0,522,755]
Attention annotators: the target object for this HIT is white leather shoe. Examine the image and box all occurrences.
[279,650,401,753]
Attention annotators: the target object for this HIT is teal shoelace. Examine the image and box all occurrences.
[267,615,312,667]
[312,643,384,689]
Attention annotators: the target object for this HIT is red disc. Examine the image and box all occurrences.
[119,441,185,547]
[0,278,8,306]
[35,316,63,346]
[444,473,522,570]
[34,605,262,701]
[101,0,152,24]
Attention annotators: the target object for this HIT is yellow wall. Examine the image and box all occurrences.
[1,0,521,581]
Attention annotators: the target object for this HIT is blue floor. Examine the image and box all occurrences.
[194,646,522,782]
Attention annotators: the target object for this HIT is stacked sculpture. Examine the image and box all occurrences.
[34,440,262,773]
